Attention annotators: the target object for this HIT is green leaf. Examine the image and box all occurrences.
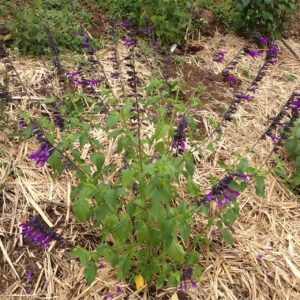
[207,143,214,152]
[222,229,234,246]
[167,238,185,263]
[71,246,90,267]
[179,223,190,244]
[95,203,111,223]
[121,170,134,188]
[185,250,200,265]
[105,114,119,129]
[72,198,91,221]
[155,122,170,140]
[135,221,150,242]
[41,97,56,104]
[223,207,239,227]
[149,196,166,220]
[113,213,133,243]
[84,263,97,286]
[255,176,265,197]
[186,179,200,197]
[47,150,64,174]
[185,155,195,177]
[118,256,131,279]
[91,152,105,171]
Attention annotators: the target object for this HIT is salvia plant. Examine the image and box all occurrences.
[1,23,292,292]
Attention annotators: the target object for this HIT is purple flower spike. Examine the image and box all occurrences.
[291,99,300,111]
[54,115,64,131]
[85,79,101,86]
[141,26,153,36]
[235,93,254,101]
[266,44,281,65]
[20,216,61,249]
[269,134,279,143]
[120,21,129,29]
[180,267,197,291]
[26,271,33,283]
[225,75,236,86]
[213,51,226,63]
[172,117,188,155]
[123,38,135,49]
[256,37,270,46]
[245,49,263,59]
[28,142,53,167]
[67,71,81,79]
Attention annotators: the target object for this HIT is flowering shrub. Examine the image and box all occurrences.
[0,25,274,291]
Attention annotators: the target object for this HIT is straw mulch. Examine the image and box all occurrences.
[1,32,300,300]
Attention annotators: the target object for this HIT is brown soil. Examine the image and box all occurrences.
[285,9,300,41]
[79,1,109,38]
[167,60,238,134]
[192,7,219,37]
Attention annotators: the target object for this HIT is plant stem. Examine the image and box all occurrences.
[131,48,143,172]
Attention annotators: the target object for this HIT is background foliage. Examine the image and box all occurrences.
[234,0,299,38]
[1,0,92,55]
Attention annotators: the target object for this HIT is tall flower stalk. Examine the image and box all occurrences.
[260,87,300,150]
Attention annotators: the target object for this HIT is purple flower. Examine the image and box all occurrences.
[141,26,153,36]
[26,271,33,283]
[245,49,263,59]
[256,37,270,46]
[67,71,81,79]
[20,216,61,249]
[172,117,188,154]
[73,31,81,36]
[28,142,53,167]
[234,93,254,101]
[198,174,246,207]
[53,114,64,131]
[268,134,279,143]
[120,21,129,29]
[116,286,122,293]
[213,51,226,63]
[19,120,27,129]
[122,38,135,48]
[224,186,240,199]
[291,99,300,111]
[85,79,101,86]
[225,75,236,86]
[73,78,101,87]
[180,267,196,291]
[266,44,281,65]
